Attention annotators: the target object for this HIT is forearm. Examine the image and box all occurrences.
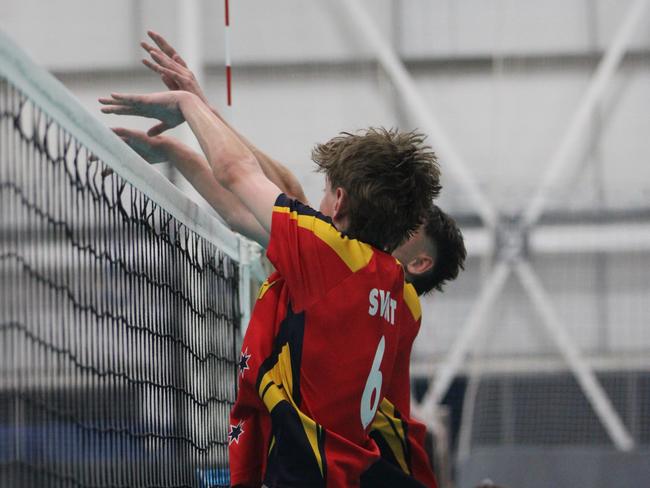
[179,94,258,186]
[178,93,279,241]
[163,138,269,244]
[208,105,309,203]
[142,31,307,201]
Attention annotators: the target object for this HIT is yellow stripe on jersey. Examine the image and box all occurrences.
[272,205,374,272]
[260,381,285,413]
[258,343,294,412]
[298,412,325,477]
[257,278,280,300]
[272,205,291,215]
[372,399,410,474]
[257,341,325,477]
[403,283,421,321]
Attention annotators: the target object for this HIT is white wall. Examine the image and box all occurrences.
[2,0,649,368]
[3,1,650,66]
[2,0,648,209]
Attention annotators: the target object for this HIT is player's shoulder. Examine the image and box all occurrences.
[273,193,376,273]
[402,281,422,322]
[273,193,324,221]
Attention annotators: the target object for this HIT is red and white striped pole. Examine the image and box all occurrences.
[224,0,232,106]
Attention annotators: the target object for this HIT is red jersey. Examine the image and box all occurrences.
[369,399,438,488]
[368,295,438,488]
[229,194,421,488]
[228,272,281,485]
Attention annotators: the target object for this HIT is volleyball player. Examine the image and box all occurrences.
[109,124,464,488]
[108,32,465,487]
[100,76,440,488]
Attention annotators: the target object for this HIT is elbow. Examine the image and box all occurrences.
[213,154,258,189]
[285,182,307,203]
[288,185,307,203]
[277,169,306,202]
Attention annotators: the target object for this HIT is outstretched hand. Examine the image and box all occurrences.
[111,127,170,164]
[99,91,187,136]
[141,30,210,107]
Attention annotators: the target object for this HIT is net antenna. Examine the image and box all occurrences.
[224,0,232,106]
[0,26,261,487]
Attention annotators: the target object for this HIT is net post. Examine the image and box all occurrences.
[238,236,252,336]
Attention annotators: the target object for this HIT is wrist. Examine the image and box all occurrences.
[209,105,223,121]
[178,91,200,111]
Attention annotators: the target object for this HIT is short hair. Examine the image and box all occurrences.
[312,128,441,253]
[410,204,466,295]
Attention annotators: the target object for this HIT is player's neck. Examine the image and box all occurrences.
[332,214,350,233]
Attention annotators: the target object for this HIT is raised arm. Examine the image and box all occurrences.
[100,90,277,246]
[176,93,281,240]
[142,30,309,203]
[110,127,269,244]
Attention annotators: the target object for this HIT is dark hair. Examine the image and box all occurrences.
[411,205,466,295]
[312,128,441,252]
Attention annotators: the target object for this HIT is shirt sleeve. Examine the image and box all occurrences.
[266,193,374,311]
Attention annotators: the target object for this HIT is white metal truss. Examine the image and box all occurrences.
[339,0,650,451]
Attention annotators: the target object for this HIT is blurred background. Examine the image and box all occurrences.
[1,1,649,487]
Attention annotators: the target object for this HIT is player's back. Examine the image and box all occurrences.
[295,250,406,434]
[367,286,438,488]
[255,194,420,488]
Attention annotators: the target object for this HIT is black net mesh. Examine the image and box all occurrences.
[0,78,240,487]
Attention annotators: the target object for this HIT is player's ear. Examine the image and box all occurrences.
[406,253,434,276]
[332,186,348,219]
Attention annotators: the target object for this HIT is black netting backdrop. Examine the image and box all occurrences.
[0,78,240,487]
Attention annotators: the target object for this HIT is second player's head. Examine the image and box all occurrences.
[312,127,441,253]
[392,204,467,296]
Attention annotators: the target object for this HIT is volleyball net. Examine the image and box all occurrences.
[0,29,254,488]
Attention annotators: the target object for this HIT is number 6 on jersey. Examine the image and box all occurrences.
[360,336,385,429]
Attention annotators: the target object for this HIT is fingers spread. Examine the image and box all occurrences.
[160,74,179,91]
[148,30,177,58]
[142,58,163,74]
[172,53,188,68]
[143,37,185,70]
[100,105,137,116]
[147,122,169,137]
[146,30,191,70]
[150,49,178,70]
[98,96,130,106]
[109,92,140,103]
[112,127,150,141]
[140,40,155,53]
[142,59,179,82]
[111,127,132,137]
